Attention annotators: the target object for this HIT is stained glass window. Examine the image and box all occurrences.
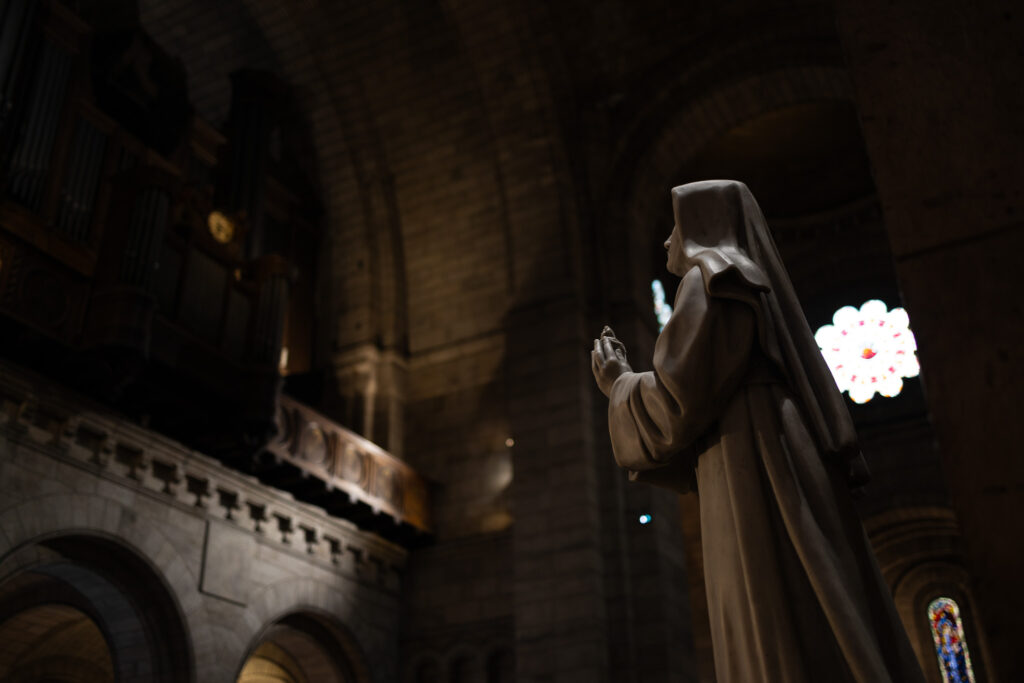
[814,299,919,403]
[928,597,976,683]
[652,280,672,332]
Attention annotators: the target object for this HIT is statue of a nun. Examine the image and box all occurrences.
[591,180,926,683]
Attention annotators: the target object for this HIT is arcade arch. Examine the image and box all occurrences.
[236,611,371,683]
[0,533,194,683]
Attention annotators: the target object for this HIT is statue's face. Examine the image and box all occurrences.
[665,226,686,276]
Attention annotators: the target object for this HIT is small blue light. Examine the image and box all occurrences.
[638,514,652,525]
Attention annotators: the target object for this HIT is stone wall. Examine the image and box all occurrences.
[0,362,405,682]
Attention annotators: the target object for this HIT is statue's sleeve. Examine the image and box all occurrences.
[608,267,756,479]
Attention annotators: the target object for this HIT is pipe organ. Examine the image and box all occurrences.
[0,0,429,543]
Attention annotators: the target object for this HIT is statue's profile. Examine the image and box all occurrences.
[591,180,926,682]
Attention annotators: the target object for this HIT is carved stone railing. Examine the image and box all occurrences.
[0,360,407,587]
[258,396,431,542]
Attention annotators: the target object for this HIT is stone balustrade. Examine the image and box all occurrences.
[0,360,406,592]
[265,395,431,536]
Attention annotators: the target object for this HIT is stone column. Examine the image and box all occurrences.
[332,344,407,458]
[507,295,612,683]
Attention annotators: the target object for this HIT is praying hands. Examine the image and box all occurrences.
[591,326,632,397]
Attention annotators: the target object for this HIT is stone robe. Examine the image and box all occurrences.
[608,265,925,683]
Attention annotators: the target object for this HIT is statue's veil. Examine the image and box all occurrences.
[669,180,866,479]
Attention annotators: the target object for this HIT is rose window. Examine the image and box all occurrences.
[814,299,919,404]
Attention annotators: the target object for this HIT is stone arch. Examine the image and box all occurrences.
[600,65,856,318]
[624,65,854,225]
[239,578,380,682]
[891,561,991,683]
[0,492,220,680]
[863,506,991,683]
[236,604,373,683]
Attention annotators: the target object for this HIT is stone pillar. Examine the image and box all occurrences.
[332,344,407,458]
[507,295,612,683]
[505,288,696,683]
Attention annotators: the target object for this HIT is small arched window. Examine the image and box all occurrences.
[651,280,673,332]
[927,597,976,683]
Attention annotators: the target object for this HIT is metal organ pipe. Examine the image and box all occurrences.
[253,275,288,365]
[8,39,72,210]
[218,71,286,260]
[76,120,107,239]
[0,0,37,130]
[57,118,107,243]
[121,188,170,290]
[54,119,85,235]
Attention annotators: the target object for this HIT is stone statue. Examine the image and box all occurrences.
[591,180,926,683]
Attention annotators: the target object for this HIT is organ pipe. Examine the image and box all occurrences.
[218,70,290,259]
[0,0,37,130]
[7,39,72,210]
[253,273,289,365]
[56,118,108,243]
[121,188,170,290]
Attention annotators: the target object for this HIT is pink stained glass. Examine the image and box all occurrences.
[814,299,920,403]
[927,597,976,683]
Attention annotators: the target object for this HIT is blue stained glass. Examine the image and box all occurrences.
[651,280,672,332]
[927,597,975,683]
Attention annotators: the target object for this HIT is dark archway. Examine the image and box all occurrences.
[0,533,195,683]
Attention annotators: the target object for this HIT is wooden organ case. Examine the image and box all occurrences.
[0,1,429,544]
